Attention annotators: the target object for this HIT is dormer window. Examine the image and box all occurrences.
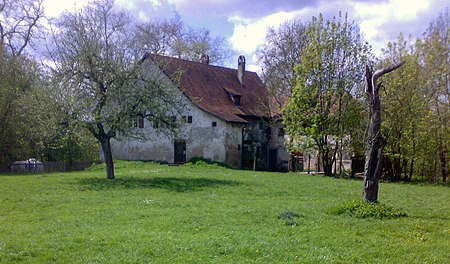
[228,93,241,106]
[233,95,241,106]
[224,87,242,106]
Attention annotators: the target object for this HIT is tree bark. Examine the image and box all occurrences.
[100,137,115,179]
[363,61,404,202]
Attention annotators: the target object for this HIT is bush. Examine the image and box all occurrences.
[186,157,232,169]
[277,210,303,226]
[329,200,407,219]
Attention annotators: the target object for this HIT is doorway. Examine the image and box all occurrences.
[174,140,186,164]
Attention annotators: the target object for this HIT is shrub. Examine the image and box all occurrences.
[329,200,407,219]
[278,210,302,226]
[186,157,232,168]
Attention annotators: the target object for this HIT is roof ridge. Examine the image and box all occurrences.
[147,53,260,74]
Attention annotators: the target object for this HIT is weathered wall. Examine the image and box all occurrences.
[269,122,290,171]
[110,95,243,167]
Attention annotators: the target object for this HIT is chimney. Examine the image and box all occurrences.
[200,54,209,65]
[238,55,245,86]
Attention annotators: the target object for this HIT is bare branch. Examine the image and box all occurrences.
[372,61,405,92]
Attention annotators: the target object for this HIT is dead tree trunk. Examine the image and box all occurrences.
[363,62,405,202]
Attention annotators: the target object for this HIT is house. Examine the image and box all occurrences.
[109,54,289,171]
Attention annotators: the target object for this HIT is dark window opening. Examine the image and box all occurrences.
[259,122,264,130]
[153,120,159,129]
[132,117,144,129]
[138,117,144,128]
[212,121,217,127]
[233,95,241,106]
[184,115,192,123]
[170,116,176,124]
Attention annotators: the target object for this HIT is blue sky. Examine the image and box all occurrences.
[43,0,448,72]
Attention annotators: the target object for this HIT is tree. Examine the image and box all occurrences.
[0,47,40,165]
[0,0,46,166]
[17,79,99,168]
[49,0,184,179]
[0,0,45,55]
[419,8,449,183]
[375,8,449,184]
[132,14,232,65]
[363,61,404,202]
[284,13,371,176]
[377,34,425,182]
[257,20,308,112]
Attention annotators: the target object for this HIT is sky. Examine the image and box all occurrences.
[42,0,448,72]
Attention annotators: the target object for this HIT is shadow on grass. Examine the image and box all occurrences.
[77,176,241,192]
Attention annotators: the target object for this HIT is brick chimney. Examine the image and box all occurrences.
[238,55,245,86]
[200,54,209,65]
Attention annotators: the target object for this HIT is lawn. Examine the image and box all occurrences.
[0,161,449,263]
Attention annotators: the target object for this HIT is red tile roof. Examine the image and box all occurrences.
[146,54,270,123]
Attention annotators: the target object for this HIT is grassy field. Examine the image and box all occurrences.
[0,161,449,263]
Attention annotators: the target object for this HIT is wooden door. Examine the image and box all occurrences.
[174,140,186,164]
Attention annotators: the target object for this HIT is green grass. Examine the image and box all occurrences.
[0,161,449,263]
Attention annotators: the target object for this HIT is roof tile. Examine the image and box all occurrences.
[147,54,270,123]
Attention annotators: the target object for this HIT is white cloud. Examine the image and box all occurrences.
[43,0,89,17]
[228,9,309,54]
[354,0,433,55]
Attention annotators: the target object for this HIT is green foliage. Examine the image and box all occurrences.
[284,12,370,175]
[187,157,232,168]
[329,200,407,219]
[378,8,449,183]
[1,162,449,263]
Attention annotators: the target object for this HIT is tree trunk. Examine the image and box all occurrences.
[439,149,448,183]
[363,62,404,202]
[100,137,115,179]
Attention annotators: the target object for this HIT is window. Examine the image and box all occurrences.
[153,120,159,129]
[224,88,242,106]
[233,95,241,106]
[132,117,144,129]
[184,115,193,123]
[212,121,217,127]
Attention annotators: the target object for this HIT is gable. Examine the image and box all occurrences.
[145,54,270,123]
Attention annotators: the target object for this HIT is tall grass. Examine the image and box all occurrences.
[0,161,449,263]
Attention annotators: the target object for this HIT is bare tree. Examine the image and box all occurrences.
[49,0,184,179]
[257,20,308,112]
[363,61,405,202]
[0,0,45,55]
[132,14,232,65]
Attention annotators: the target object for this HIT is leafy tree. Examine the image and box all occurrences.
[0,47,40,164]
[0,0,46,167]
[48,0,184,179]
[18,80,98,168]
[419,8,449,183]
[378,34,425,182]
[377,8,449,183]
[284,13,371,176]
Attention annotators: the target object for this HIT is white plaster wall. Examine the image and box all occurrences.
[108,57,244,167]
[110,95,243,166]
